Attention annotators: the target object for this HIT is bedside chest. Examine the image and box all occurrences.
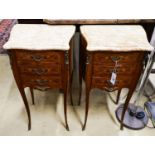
[80,25,153,130]
[4,24,75,130]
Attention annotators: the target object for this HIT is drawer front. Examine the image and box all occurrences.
[19,64,61,76]
[16,51,62,65]
[21,75,62,89]
[93,52,140,65]
[92,76,132,91]
[93,64,135,76]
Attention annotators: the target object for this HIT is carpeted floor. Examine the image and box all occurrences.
[0,54,155,136]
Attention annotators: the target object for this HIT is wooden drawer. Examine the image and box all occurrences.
[92,76,132,90]
[93,52,140,65]
[21,75,62,89]
[19,64,61,76]
[16,51,62,65]
[92,64,135,76]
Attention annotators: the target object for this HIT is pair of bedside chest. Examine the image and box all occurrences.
[3,24,153,131]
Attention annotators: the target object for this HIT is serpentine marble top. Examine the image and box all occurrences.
[4,24,75,50]
[80,25,154,52]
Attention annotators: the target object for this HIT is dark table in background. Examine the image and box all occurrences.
[18,19,155,41]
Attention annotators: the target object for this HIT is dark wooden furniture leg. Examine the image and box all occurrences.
[63,58,69,131]
[78,66,83,106]
[82,88,90,130]
[30,87,35,105]
[116,89,121,105]
[68,39,74,106]
[19,88,31,130]
[120,88,134,130]
[120,59,145,130]
[64,87,69,131]
[10,53,31,130]
[82,57,92,130]
[69,71,73,106]
[78,35,84,106]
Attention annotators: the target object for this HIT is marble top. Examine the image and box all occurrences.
[3,24,75,50]
[80,25,154,52]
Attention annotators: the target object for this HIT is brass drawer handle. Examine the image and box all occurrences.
[104,87,118,92]
[111,56,121,62]
[35,86,50,91]
[35,79,48,86]
[31,55,45,62]
[32,68,48,75]
[107,80,118,85]
[110,69,118,73]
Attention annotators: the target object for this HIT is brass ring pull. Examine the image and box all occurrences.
[110,69,118,73]
[106,80,118,85]
[35,86,50,91]
[35,79,48,86]
[111,56,121,62]
[32,68,47,75]
[31,55,45,62]
[104,87,118,92]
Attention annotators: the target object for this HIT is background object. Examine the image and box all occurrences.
[0,19,17,54]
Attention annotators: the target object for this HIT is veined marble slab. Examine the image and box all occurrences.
[80,25,154,52]
[3,24,75,51]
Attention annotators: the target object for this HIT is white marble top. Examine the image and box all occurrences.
[3,24,75,50]
[80,25,154,52]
